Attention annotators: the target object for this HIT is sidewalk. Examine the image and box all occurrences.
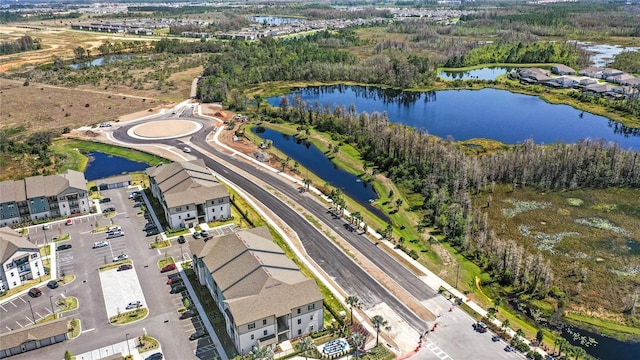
[74,338,162,360]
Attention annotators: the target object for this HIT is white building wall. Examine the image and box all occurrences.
[1,250,44,290]
[291,307,323,338]
[237,323,277,355]
[204,202,231,222]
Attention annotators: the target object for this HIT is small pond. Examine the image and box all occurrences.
[69,55,136,69]
[84,152,149,181]
[249,16,302,25]
[577,42,640,68]
[439,67,514,81]
[267,85,640,151]
[254,128,387,222]
[563,324,640,360]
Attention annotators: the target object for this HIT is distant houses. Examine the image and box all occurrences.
[514,64,639,100]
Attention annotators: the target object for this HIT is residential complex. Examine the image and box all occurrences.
[190,226,324,355]
[0,227,45,292]
[146,160,231,229]
[0,170,90,227]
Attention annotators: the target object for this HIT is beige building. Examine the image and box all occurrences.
[0,227,45,292]
[0,170,90,227]
[0,318,68,358]
[190,227,324,355]
[146,160,231,229]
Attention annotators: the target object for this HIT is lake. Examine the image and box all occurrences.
[84,152,149,181]
[254,128,388,222]
[69,55,136,69]
[576,42,640,68]
[267,85,640,151]
[563,324,640,360]
[439,67,513,81]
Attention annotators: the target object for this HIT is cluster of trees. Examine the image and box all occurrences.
[0,127,55,177]
[0,35,40,56]
[97,40,151,56]
[609,50,640,75]
[154,38,224,54]
[444,41,590,68]
[195,31,438,103]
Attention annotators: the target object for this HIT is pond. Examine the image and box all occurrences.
[69,55,136,69]
[84,152,149,181]
[439,67,514,81]
[267,85,640,151]
[577,42,640,68]
[254,128,388,222]
[563,324,640,360]
[249,16,302,25]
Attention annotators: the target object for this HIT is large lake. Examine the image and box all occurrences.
[267,86,639,151]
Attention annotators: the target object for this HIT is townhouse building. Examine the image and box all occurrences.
[0,227,45,291]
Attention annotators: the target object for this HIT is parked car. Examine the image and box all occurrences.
[128,192,141,199]
[504,346,513,352]
[161,264,176,273]
[167,277,183,285]
[107,226,122,233]
[113,254,129,262]
[65,219,73,226]
[146,229,160,237]
[200,230,209,238]
[170,285,186,294]
[42,224,51,230]
[183,147,191,153]
[118,264,133,271]
[107,231,124,239]
[143,223,156,231]
[103,206,116,213]
[28,288,42,297]
[180,310,195,319]
[192,232,201,239]
[133,202,144,208]
[93,241,109,249]
[99,197,111,204]
[47,280,59,289]
[189,330,207,341]
[126,301,142,310]
[99,122,112,128]
[57,244,72,251]
[473,321,488,333]
[492,335,501,342]
[177,235,186,244]
[145,352,163,360]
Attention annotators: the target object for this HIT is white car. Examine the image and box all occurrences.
[107,231,125,239]
[183,147,191,153]
[93,241,109,249]
[126,301,142,310]
[113,254,129,262]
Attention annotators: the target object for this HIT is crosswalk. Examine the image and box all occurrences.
[424,339,454,360]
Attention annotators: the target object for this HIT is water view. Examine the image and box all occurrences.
[69,55,135,69]
[565,324,639,360]
[576,42,640,68]
[254,128,387,222]
[267,86,640,151]
[84,152,149,181]
[439,67,513,81]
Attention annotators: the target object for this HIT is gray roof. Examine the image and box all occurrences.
[0,227,38,263]
[98,174,132,185]
[146,160,228,208]
[0,318,67,350]
[552,64,575,73]
[0,170,86,203]
[189,227,323,326]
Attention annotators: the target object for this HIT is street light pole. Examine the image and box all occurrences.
[27,300,36,324]
[49,295,55,316]
[125,333,131,357]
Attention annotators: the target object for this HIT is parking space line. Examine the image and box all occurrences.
[9,301,17,307]
[23,316,32,324]
[18,297,26,303]
[45,308,52,315]
[0,304,6,312]
[35,311,43,319]
[15,321,23,328]
[5,326,11,331]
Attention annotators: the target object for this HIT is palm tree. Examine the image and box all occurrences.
[371,315,390,347]
[250,345,273,360]
[295,336,315,360]
[571,346,586,360]
[345,296,361,324]
[493,296,503,311]
[514,328,525,342]
[500,319,510,334]
[557,338,569,357]
[303,178,312,191]
[349,331,365,359]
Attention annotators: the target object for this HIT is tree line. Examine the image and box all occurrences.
[0,35,40,56]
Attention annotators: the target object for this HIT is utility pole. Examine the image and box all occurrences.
[126,333,131,357]
[455,263,460,289]
[49,295,55,316]
[27,300,36,324]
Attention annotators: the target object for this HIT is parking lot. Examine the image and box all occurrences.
[167,274,220,360]
[0,287,67,334]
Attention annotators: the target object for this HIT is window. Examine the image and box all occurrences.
[297,319,301,325]
[251,335,254,340]
[177,207,182,211]
[178,216,181,220]
[264,330,267,336]
[31,254,37,259]
[263,319,267,325]
[220,207,223,211]
[298,329,302,335]
[310,325,314,331]
[186,206,189,210]
[12,282,16,286]
[297,308,301,314]
[248,323,255,330]
[308,304,315,311]
[310,315,313,321]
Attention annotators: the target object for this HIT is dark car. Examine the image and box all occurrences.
[167,277,183,285]
[47,280,59,289]
[161,264,176,273]
[99,197,111,204]
[118,264,133,271]
[57,244,72,251]
[104,206,116,213]
[143,223,156,231]
[200,230,209,238]
[28,288,42,297]
[177,235,186,244]
[189,330,207,341]
[146,228,159,237]
[170,285,186,294]
[133,202,144,208]
[492,335,501,342]
[145,353,163,360]
[193,232,201,239]
[180,310,195,319]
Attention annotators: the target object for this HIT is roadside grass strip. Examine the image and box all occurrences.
[150,240,171,249]
[157,256,175,269]
[52,234,71,242]
[99,259,133,272]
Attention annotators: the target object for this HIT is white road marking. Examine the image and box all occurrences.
[0,304,7,312]
[18,297,26,303]
[82,328,95,333]
[35,311,43,319]
[15,321,24,328]
[5,326,12,331]
[24,316,33,323]
[61,294,66,299]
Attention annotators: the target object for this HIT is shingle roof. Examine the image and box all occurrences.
[1,170,86,202]
[0,180,26,204]
[0,227,38,263]
[189,227,323,326]
[146,160,228,208]
[552,64,575,73]
[0,318,67,350]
